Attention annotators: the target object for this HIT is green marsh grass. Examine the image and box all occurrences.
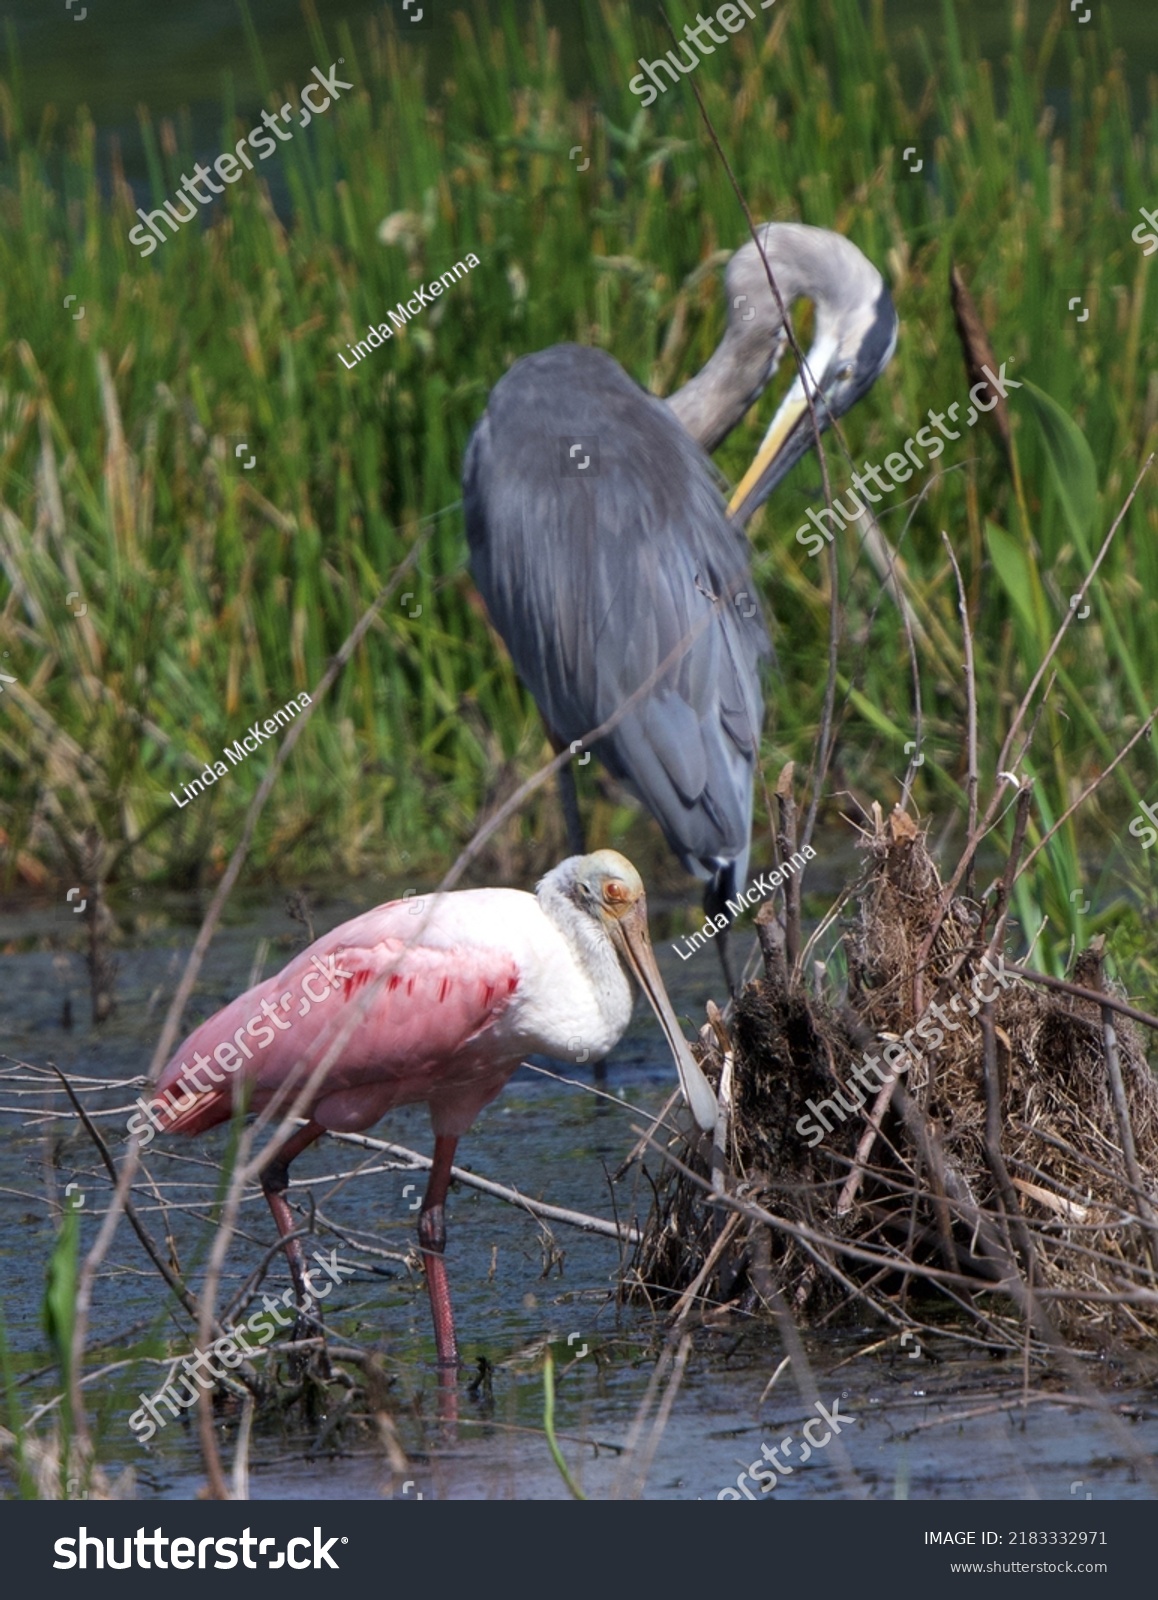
[0,0,1155,983]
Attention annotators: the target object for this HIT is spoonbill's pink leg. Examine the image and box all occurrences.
[418,1134,461,1375]
[259,1119,327,1331]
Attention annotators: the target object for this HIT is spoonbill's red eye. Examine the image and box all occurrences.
[604,880,630,904]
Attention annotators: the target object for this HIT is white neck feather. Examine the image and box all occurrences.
[536,871,634,1020]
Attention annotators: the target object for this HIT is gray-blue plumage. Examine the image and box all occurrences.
[465,343,770,911]
[462,225,897,940]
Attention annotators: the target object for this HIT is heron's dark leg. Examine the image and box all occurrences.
[704,882,740,998]
[716,924,740,998]
[260,1119,329,1355]
[558,765,586,857]
[547,728,586,856]
[418,1134,461,1379]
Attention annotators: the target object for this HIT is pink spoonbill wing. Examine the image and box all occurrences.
[154,896,529,1140]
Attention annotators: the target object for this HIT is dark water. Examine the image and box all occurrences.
[2,883,1156,1500]
[4,1,1154,188]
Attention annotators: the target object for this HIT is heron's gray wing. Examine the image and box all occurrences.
[464,344,770,885]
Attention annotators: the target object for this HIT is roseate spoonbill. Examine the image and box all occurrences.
[147,851,716,1373]
[463,223,896,982]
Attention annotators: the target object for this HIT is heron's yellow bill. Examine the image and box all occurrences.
[727,394,810,522]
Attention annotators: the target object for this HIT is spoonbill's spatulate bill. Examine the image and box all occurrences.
[148,851,715,1373]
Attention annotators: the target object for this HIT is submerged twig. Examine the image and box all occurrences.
[327,1129,642,1243]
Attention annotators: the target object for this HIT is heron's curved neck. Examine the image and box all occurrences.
[667,332,772,453]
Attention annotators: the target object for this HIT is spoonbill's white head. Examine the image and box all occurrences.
[541,850,719,1132]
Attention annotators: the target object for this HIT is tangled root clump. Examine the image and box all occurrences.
[633,807,1158,1348]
